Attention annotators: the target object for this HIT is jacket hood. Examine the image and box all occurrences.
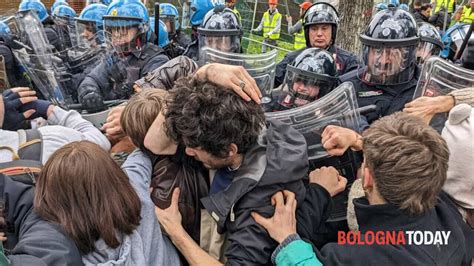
[201,118,308,230]
[82,231,146,266]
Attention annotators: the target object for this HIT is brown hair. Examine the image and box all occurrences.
[121,89,168,150]
[33,141,141,254]
[165,76,265,158]
[363,112,449,215]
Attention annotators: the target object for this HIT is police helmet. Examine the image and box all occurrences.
[76,3,108,46]
[51,0,69,14]
[190,0,216,26]
[53,5,77,18]
[303,2,339,48]
[103,0,150,53]
[416,22,443,64]
[278,48,338,110]
[18,0,49,22]
[198,6,242,53]
[359,8,419,85]
[160,3,180,37]
[441,23,472,61]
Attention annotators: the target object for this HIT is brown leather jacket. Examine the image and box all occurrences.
[149,145,209,244]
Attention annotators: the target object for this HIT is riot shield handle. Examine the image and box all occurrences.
[454,22,474,60]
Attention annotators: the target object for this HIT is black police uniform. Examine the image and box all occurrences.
[77,43,169,104]
[340,67,420,125]
[0,43,31,88]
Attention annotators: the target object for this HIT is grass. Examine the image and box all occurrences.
[242,33,296,62]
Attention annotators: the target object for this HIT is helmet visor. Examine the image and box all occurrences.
[279,69,336,108]
[76,20,101,47]
[361,44,416,85]
[199,34,240,53]
[160,15,176,36]
[104,17,144,54]
[416,42,441,65]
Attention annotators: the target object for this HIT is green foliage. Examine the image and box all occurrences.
[242,33,296,62]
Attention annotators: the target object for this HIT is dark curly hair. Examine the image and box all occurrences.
[165,76,265,158]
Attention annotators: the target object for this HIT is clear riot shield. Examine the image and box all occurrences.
[414,56,474,132]
[199,47,278,107]
[13,37,115,107]
[265,82,360,160]
[52,15,78,51]
[266,82,361,222]
[415,56,474,98]
[14,10,52,57]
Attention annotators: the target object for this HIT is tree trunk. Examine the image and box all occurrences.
[336,0,373,54]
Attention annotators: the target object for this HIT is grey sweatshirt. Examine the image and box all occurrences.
[81,150,182,266]
[0,106,111,164]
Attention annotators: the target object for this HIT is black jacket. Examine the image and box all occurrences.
[413,10,429,23]
[340,67,420,124]
[77,43,169,102]
[0,174,83,265]
[274,45,359,88]
[311,189,473,265]
[201,119,308,265]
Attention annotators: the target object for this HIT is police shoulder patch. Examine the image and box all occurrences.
[358,90,383,97]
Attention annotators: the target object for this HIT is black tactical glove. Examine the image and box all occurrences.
[1,89,31,130]
[81,91,106,113]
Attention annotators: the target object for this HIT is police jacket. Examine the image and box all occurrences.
[200,119,308,265]
[0,43,30,88]
[77,43,169,102]
[1,174,83,265]
[274,45,359,88]
[340,67,420,125]
[175,30,192,49]
[308,186,472,265]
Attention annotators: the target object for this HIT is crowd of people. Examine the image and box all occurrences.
[0,0,473,265]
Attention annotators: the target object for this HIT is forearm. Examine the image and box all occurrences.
[170,228,222,266]
[47,106,110,150]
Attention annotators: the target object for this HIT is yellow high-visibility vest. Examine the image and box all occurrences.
[263,11,282,40]
[232,8,242,24]
[433,0,455,13]
[460,6,474,23]
[294,19,306,49]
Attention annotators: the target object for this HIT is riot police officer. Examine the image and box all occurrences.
[340,7,420,125]
[274,48,338,111]
[197,6,243,54]
[0,21,31,90]
[275,2,359,87]
[77,0,169,112]
[18,0,61,52]
[160,3,191,48]
[416,22,443,65]
[183,0,216,61]
[75,3,108,48]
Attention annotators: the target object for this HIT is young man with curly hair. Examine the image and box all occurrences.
[157,75,309,265]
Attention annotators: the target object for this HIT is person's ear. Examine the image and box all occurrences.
[228,143,239,157]
[362,166,375,192]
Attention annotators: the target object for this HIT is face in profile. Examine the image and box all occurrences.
[184,146,232,170]
[367,47,404,77]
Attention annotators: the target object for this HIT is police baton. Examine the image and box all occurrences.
[454,21,474,60]
[154,2,160,46]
